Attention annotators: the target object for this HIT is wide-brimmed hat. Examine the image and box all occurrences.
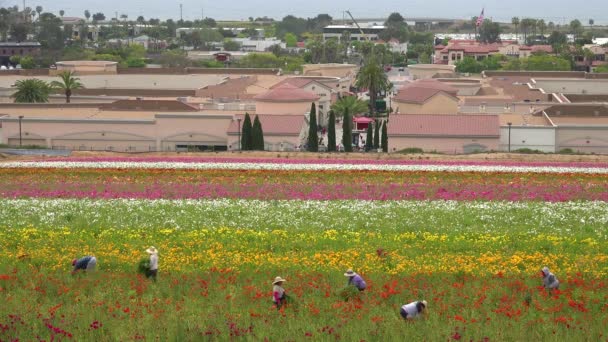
[421,300,428,308]
[272,276,286,285]
[146,246,158,254]
[344,269,356,277]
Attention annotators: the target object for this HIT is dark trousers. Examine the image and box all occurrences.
[146,269,157,281]
[400,308,408,319]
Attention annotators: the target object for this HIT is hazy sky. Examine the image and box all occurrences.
[2,0,607,24]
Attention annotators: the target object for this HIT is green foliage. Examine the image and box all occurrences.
[355,57,390,117]
[342,109,352,152]
[19,56,35,69]
[514,148,545,154]
[11,79,52,103]
[50,71,84,104]
[251,115,265,151]
[381,121,388,152]
[235,53,303,73]
[365,124,373,151]
[327,110,336,152]
[339,285,362,301]
[223,40,241,51]
[284,32,297,47]
[455,57,483,73]
[548,31,568,52]
[307,103,318,152]
[61,47,95,61]
[36,12,65,50]
[331,96,368,117]
[373,121,380,149]
[92,54,123,62]
[504,54,571,71]
[559,148,575,154]
[126,57,146,68]
[399,147,424,154]
[478,20,502,44]
[9,55,21,64]
[241,113,253,151]
[158,49,191,68]
[379,12,409,43]
[595,64,608,73]
[197,60,225,68]
[137,258,150,275]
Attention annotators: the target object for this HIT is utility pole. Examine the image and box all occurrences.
[180,4,183,21]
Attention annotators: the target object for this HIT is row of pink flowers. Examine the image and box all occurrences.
[3,181,607,202]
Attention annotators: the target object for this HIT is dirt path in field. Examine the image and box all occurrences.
[2,151,608,164]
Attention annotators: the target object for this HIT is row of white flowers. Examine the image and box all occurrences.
[1,161,608,174]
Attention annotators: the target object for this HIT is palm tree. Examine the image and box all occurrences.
[35,6,42,20]
[50,71,84,103]
[11,79,52,103]
[355,57,390,117]
[511,17,520,40]
[331,95,368,118]
[59,10,65,17]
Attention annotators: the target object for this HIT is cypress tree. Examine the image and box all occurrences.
[307,103,318,152]
[241,113,253,151]
[365,122,373,151]
[373,120,380,149]
[381,120,388,152]
[327,110,336,152]
[252,115,265,150]
[342,108,352,152]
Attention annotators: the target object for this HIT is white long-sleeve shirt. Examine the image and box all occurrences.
[149,253,158,271]
[401,302,422,318]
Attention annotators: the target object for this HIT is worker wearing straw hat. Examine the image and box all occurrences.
[344,269,367,291]
[400,300,428,319]
[272,276,287,309]
[145,246,159,282]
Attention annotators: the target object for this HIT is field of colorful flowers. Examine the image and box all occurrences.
[1,157,607,340]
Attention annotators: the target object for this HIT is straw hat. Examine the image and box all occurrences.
[344,269,356,277]
[272,276,286,285]
[421,300,428,308]
[146,246,158,254]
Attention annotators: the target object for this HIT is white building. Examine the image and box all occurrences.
[229,38,285,52]
[323,24,385,41]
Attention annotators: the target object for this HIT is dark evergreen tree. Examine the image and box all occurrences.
[252,115,265,150]
[307,103,318,152]
[373,120,380,149]
[241,113,253,150]
[342,108,352,152]
[327,110,336,152]
[365,123,373,151]
[381,121,388,152]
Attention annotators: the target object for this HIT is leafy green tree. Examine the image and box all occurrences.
[307,103,318,152]
[59,10,65,17]
[504,54,571,71]
[10,22,29,42]
[570,19,582,40]
[355,57,390,117]
[595,65,608,73]
[381,121,388,152]
[50,71,84,103]
[158,49,191,67]
[456,57,482,73]
[511,17,520,39]
[275,15,307,38]
[92,13,105,21]
[126,57,146,67]
[342,108,352,152]
[12,79,52,103]
[252,115,265,151]
[373,121,380,149]
[365,123,373,151]
[241,113,253,151]
[19,56,35,69]
[223,40,241,51]
[479,20,501,43]
[284,32,297,47]
[548,31,568,52]
[84,10,91,21]
[380,12,409,43]
[327,110,336,152]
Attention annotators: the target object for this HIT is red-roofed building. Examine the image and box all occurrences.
[254,83,319,116]
[393,80,460,114]
[387,114,500,153]
[227,114,305,151]
[434,39,554,65]
[270,77,335,125]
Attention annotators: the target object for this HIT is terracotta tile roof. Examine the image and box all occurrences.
[393,87,457,104]
[531,45,553,53]
[254,83,319,102]
[227,114,305,135]
[387,114,500,137]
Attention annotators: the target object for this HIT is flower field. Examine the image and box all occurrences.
[1,157,608,340]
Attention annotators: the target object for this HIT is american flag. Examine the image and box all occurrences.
[476,8,485,27]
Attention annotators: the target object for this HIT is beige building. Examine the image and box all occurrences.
[393,79,460,114]
[387,114,500,153]
[54,61,118,75]
[302,63,358,78]
[408,64,456,80]
[254,83,319,115]
[269,77,336,125]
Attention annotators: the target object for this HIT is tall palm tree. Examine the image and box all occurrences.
[511,17,520,40]
[355,57,390,117]
[51,71,84,103]
[331,95,368,118]
[11,79,52,103]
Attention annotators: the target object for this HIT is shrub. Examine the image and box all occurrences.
[126,57,146,68]
[559,148,575,154]
[399,147,424,154]
[514,148,545,154]
[137,258,150,275]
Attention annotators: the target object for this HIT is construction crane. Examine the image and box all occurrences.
[345,10,368,41]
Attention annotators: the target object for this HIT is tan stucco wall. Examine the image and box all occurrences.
[409,64,456,80]
[227,135,302,152]
[394,93,459,114]
[52,63,118,76]
[556,127,608,154]
[302,64,358,78]
[388,136,499,154]
[255,101,315,115]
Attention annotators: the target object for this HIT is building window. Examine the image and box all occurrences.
[451,54,456,61]
[443,55,448,60]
